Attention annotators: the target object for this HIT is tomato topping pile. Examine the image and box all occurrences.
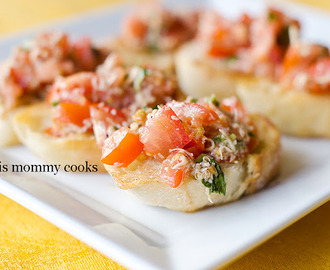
[122,3,199,52]
[101,97,257,190]
[198,8,329,93]
[45,53,177,138]
[0,32,108,114]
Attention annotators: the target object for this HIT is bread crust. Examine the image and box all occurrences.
[237,78,330,138]
[105,114,281,212]
[104,38,174,73]
[12,102,106,172]
[175,41,247,100]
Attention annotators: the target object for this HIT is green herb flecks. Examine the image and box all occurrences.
[190,98,198,103]
[226,55,238,62]
[277,26,290,48]
[213,135,225,144]
[268,12,277,21]
[195,154,226,195]
[206,95,220,107]
[133,67,148,92]
[51,101,59,107]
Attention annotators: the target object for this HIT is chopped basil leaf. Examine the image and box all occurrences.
[91,47,101,58]
[148,43,159,52]
[51,101,59,107]
[207,95,219,107]
[248,131,255,137]
[142,106,148,111]
[196,154,226,195]
[112,126,119,131]
[277,26,290,48]
[152,104,159,110]
[268,12,277,21]
[213,135,225,144]
[190,98,198,103]
[226,55,238,62]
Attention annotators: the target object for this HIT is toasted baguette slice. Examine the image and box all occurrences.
[104,39,174,73]
[237,78,330,138]
[13,102,105,172]
[104,114,280,212]
[0,108,21,147]
[175,41,247,100]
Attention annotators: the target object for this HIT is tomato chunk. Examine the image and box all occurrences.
[221,97,246,121]
[71,37,96,71]
[160,152,188,188]
[168,101,219,127]
[101,127,143,167]
[90,103,127,125]
[308,58,330,79]
[54,103,91,127]
[47,72,95,104]
[141,106,190,160]
[184,136,204,157]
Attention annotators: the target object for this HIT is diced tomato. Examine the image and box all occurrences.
[90,103,127,146]
[140,106,190,160]
[46,72,95,104]
[72,37,96,71]
[269,46,282,64]
[101,127,143,167]
[239,13,252,25]
[54,103,91,127]
[221,97,246,121]
[282,44,329,75]
[183,136,204,157]
[123,15,148,40]
[168,101,219,127]
[306,57,330,93]
[207,20,249,58]
[281,45,301,74]
[160,152,188,188]
[308,57,330,79]
[90,103,127,125]
[208,31,236,57]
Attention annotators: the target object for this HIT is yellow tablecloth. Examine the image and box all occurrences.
[0,0,329,269]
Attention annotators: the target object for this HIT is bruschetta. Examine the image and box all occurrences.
[101,96,281,212]
[13,54,178,170]
[175,8,299,99]
[237,42,330,137]
[0,31,109,146]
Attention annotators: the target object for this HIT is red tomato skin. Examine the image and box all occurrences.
[46,72,95,105]
[221,97,246,121]
[101,127,143,167]
[90,103,127,125]
[183,137,204,157]
[71,37,96,71]
[168,101,219,127]
[140,106,190,160]
[54,103,91,127]
[160,152,187,188]
[308,58,330,78]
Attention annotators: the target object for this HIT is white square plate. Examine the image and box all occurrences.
[0,1,329,269]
